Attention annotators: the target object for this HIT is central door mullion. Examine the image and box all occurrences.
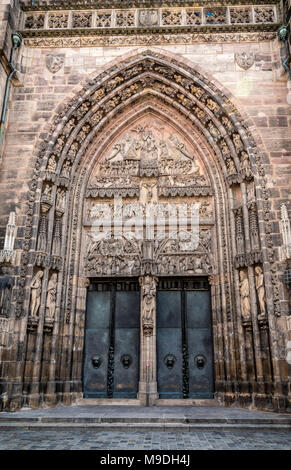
[181,283,189,398]
[107,282,116,398]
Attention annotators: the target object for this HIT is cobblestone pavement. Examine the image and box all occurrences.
[0,429,290,450]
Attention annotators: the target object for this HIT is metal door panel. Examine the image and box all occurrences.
[115,291,140,329]
[157,290,183,398]
[83,328,109,397]
[83,290,111,398]
[113,328,140,397]
[113,291,140,398]
[187,290,213,398]
[157,328,183,398]
[186,291,211,328]
[157,291,181,328]
[86,291,111,329]
[187,328,213,397]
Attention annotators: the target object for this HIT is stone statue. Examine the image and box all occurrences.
[56,188,66,211]
[61,160,71,178]
[0,267,14,317]
[241,151,250,169]
[239,270,251,319]
[46,273,57,321]
[43,184,52,198]
[30,271,43,317]
[255,266,266,316]
[47,155,57,172]
[226,158,236,175]
[140,275,157,336]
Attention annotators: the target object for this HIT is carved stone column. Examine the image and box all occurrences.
[138,274,159,406]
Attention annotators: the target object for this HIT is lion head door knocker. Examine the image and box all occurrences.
[164,354,176,369]
[194,355,206,370]
[91,355,102,369]
[121,354,132,369]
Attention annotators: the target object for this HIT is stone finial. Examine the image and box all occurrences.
[0,212,17,265]
[279,204,291,261]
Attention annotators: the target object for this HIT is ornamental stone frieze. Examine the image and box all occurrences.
[19,3,279,48]
[22,32,277,48]
[21,4,278,35]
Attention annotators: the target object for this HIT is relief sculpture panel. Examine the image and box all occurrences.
[83,116,214,278]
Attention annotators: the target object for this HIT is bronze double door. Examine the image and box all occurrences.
[83,280,140,398]
[157,278,214,399]
[83,278,213,400]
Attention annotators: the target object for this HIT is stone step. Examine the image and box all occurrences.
[75,398,219,406]
[156,399,219,406]
[0,422,290,432]
[0,413,291,431]
[76,399,142,406]
[1,415,291,424]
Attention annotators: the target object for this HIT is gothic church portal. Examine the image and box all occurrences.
[0,1,290,413]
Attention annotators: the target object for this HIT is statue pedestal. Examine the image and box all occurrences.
[138,381,158,406]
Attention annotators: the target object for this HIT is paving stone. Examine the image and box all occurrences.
[1,428,290,450]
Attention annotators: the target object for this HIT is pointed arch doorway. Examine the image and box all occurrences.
[81,109,216,404]
[15,50,283,412]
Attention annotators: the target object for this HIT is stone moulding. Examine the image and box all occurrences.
[20,0,281,9]
[22,31,277,47]
[158,186,213,197]
[85,187,140,198]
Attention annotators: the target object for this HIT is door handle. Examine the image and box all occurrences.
[91,355,102,369]
[121,354,132,369]
[194,355,206,369]
[164,354,176,369]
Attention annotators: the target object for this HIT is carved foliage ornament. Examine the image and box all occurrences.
[24,32,277,49]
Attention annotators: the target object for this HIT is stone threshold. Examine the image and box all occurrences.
[75,398,219,406]
[76,398,142,406]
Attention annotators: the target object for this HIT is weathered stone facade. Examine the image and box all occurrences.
[0,0,290,412]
